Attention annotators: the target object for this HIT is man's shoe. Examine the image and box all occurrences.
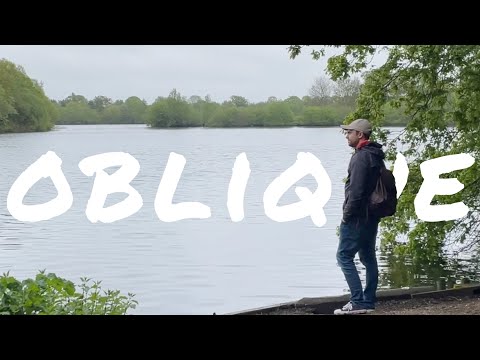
[333,301,374,315]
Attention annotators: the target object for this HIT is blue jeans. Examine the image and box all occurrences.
[336,218,379,309]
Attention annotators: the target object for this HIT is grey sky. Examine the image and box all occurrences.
[0,45,347,104]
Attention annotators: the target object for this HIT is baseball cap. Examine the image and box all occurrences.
[340,118,372,135]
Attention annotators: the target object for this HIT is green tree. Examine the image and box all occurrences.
[206,106,249,127]
[124,96,147,123]
[0,59,57,132]
[229,95,249,107]
[60,93,88,106]
[88,95,113,112]
[146,89,197,127]
[301,95,316,106]
[57,101,99,124]
[264,102,294,126]
[190,96,219,126]
[0,84,17,126]
[289,45,480,261]
[101,103,128,124]
[188,95,202,104]
[301,106,338,126]
[284,96,304,115]
[244,105,267,127]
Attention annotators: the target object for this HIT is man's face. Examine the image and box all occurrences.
[344,129,362,148]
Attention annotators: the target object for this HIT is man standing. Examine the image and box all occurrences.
[334,119,385,315]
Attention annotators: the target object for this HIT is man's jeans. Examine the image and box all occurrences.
[336,217,379,309]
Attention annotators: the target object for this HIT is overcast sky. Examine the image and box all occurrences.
[0,45,357,104]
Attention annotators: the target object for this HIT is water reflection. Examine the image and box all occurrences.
[378,250,480,289]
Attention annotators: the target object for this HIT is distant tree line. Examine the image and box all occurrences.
[0,58,409,133]
[53,78,409,128]
[53,93,147,125]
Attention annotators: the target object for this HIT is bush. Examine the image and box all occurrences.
[0,270,138,315]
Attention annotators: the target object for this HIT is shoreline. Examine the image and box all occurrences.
[225,284,480,315]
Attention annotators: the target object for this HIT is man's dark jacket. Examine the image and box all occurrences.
[343,142,385,223]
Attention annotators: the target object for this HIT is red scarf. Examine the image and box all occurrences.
[356,139,370,150]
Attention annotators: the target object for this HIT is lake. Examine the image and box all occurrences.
[1,125,472,314]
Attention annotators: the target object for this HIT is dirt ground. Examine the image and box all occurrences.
[268,294,480,315]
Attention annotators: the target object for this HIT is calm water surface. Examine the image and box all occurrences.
[2,125,469,314]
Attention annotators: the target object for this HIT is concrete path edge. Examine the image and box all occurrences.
[224,285,480,315]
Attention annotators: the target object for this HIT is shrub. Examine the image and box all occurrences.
[0,270,138,315]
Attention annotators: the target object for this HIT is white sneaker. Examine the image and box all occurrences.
[333,301,374,315]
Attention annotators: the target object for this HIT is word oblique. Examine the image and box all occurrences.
[6,151,475,226]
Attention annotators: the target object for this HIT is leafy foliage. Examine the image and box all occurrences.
[289,45,480,261]
[0,270,137,315]
[0,59,57,133]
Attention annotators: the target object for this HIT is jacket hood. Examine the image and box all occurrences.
[360,141,385,160]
